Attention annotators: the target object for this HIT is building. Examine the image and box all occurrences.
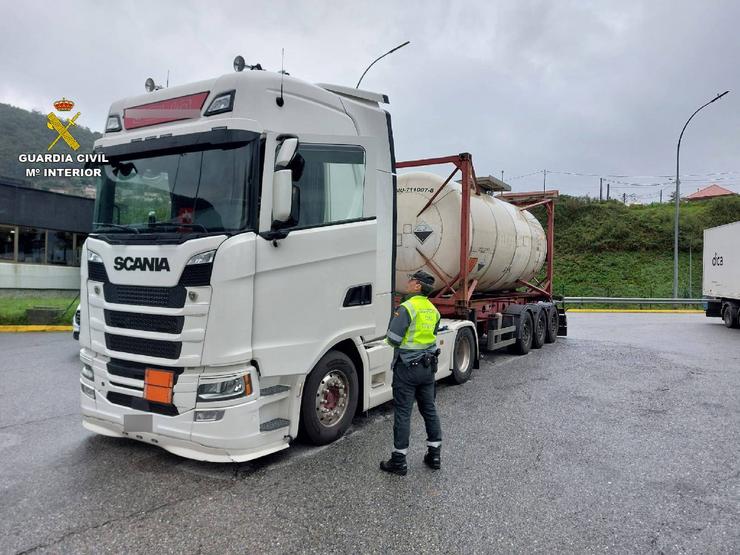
[684,184,736,201]
[0,178,93,289]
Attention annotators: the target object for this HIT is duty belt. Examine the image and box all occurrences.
[409,348,441,369]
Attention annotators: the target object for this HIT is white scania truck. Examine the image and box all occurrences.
[79,65,560,462]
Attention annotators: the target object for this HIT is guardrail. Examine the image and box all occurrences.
[563,297,705,305]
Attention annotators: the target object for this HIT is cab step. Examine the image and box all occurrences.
[260,385,290,396]
[260,418,290,432]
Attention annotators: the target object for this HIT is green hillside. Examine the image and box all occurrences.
[530,195,740,299]
[0,102,101,196]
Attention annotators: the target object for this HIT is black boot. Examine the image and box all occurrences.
[380,451,408,476]
[423,446,441,469]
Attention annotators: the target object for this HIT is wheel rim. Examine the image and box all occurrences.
[537,313,546,339]
[522,318,532,343]
[455,334,471,372]
[314,370,349,427]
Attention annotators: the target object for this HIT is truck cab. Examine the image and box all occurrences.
[79,67,475,462]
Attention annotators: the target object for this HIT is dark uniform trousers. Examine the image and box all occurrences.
[392,357,442,451]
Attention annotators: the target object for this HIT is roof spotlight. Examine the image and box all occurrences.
[233,55,246,72]
[145,77,160,92]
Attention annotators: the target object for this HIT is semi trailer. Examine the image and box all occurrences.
[78,63,564,462]
[703,221,740,328]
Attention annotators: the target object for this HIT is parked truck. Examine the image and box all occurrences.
[78,62,564,462]
[703,221,740,328]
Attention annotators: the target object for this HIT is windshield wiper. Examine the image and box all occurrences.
[145,222,209,232]
[93,222,140,234]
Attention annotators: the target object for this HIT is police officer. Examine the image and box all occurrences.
[380,270,442,476]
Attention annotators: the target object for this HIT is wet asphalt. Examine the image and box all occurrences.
[0,313,738,554]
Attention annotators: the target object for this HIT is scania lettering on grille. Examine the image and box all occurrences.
[113,256,171,272]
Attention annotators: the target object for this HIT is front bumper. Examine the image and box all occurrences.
[80,382,291,463]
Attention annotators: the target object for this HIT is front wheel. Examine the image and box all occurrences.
[450,327,476,384]
[299,350,358,445]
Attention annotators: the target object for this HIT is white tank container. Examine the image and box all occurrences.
[396,172,547,293]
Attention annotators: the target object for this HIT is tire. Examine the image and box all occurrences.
[545,307,558,344]
[509,312,533,355]
[299,350,358,445]
[532,309,546,349]
[723,305,739,328]
[450,327,476,384]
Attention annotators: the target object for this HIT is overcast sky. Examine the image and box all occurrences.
[2,0,738,201]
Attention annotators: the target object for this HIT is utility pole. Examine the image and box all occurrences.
[606,182,610,200]
[660,189,662,203]
[501,170,504,182]
[543,169,547,193]
[599,178,603,201]
[689,240,693,298]
[623,192,627,204]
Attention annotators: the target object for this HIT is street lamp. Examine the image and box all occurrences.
[673,90,730,298]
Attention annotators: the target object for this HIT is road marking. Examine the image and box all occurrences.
[0,325,73,332]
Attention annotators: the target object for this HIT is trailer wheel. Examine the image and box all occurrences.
[532,309,546,349]
[299,350,358,445]
[450,327,476,384]
[509,312,533,355]
[545,308,558,344]
[723,304,739,328]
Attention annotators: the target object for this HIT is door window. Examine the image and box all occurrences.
[289,144,366,228]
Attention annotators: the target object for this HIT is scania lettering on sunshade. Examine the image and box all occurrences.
[114,256,171,272]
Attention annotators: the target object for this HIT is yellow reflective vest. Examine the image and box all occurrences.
[399,295,440,350]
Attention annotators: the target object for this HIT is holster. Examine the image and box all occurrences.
[421,349,441,373]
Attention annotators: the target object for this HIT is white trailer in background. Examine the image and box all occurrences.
[703,221,740,328]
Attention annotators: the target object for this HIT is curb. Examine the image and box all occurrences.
[567,309,704,314]
[0,325,73,332]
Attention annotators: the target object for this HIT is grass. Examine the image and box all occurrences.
[0,295,79,325]
[552,251,704,299]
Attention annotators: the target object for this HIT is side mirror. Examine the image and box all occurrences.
[272,169,293,224]
[275,137,298,169]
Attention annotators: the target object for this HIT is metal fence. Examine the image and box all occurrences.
[563,296,704,306]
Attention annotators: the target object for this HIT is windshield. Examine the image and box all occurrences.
[93,140,259,235]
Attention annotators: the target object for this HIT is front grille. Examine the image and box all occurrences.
[107,358,184,381]
[88,261,109,282]
[105,333,182,360]
[179,263,213,286]
[103,283,186,308]
[105,310,184,334]
[107,391,178,416]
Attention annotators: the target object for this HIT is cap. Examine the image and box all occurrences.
[409,270,435,287]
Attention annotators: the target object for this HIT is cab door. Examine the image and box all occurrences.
[252,133,380,376]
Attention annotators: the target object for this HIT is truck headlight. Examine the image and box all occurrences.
[81,365,94,381]
[197,375,252,401]
[87,250,103,263]
[186,250,215,265]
